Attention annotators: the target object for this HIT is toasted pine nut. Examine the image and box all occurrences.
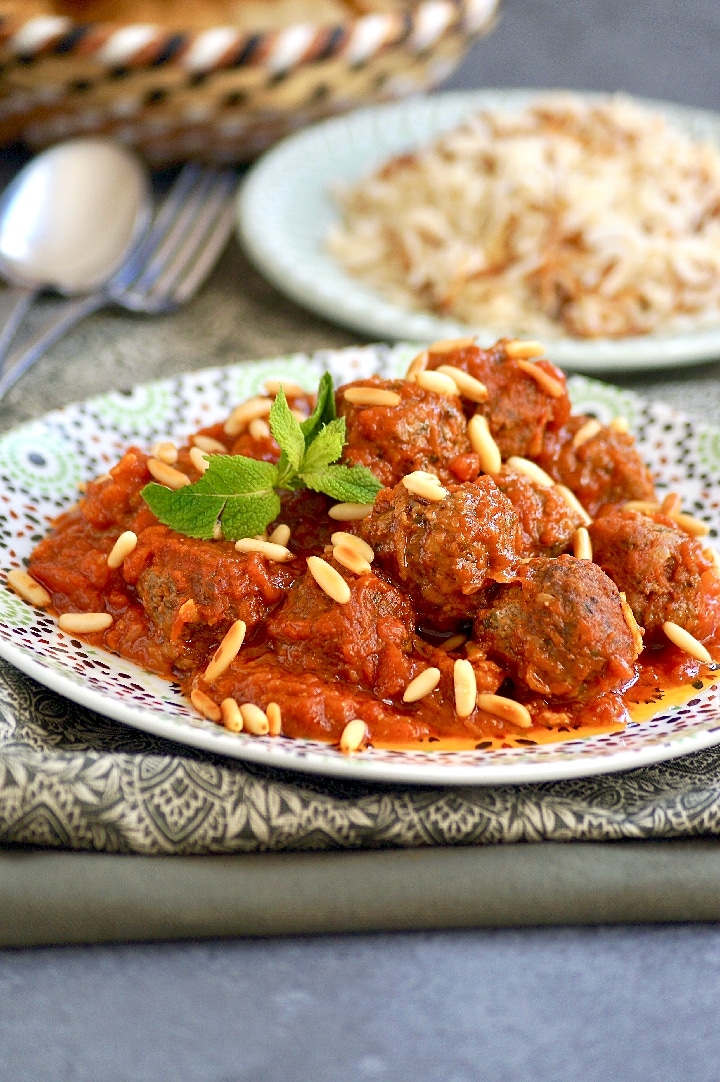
[619,593,644,656]
[624,500,661,515]
[401,471,447,501]
[330,532,374,563]
[240,702,270,735]
[555,484,592,526]
[307,556,351,604]
[192,434,227,453]
[609,416,630,434]
[439,633,467,652]
[153,441,178,464]
[204,619,247,683]
[343,387,401,407]
[223,396,272,437]
[403,667,441,703]
[188,446,210,474]
[333,543,372,575]
[476,692,532,729]
[516,359,565,398]
[414,370,459,396]
[572,418,602,449]
[6,569,51,608]
[235,538,294,562]
[291,408,307,423]
[706,547,720,572]
[178,598,199,621]
[107,530,138,569]
[504,339,546,359]
[328,502,375,521]
[669,511,710,537]
[213,522,224,541]
[428,336,475,354]
[405,350,429,378]
[467,414,502,475]
[191,688,222,722]
[58,612,113,634]
[267,702,282,736]
[269,523,291,546]
[248,418,271,440]
[662,621,713,664]
[454,658,477,718]
[263,378,305,397]
[661,492,682,515]
[506,456,555,488]
[147,458,190,489]
[340,718,368,755]
[435,365,488,403]
[220,698,244,732]
[572,526,593,561]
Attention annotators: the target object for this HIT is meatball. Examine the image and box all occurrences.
[266,560,416,699]
[536,416,656,516]
[426,340,572,459]
[589,508,720,640]
[494,465,585,556]
[337,376,471,487]
[123,524,294,671]
[473,555,640,701]
[359,477,524,629]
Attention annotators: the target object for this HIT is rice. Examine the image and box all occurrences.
[326,93,720,339]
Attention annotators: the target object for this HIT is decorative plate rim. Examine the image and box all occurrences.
[238,88,720,374]
[1,343,719,786]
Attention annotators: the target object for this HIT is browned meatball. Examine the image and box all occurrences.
[337,376,471,487]
[536,416,656,517]
[360,477,524,629]
[266,560,415,699]
[426,340,572,459]
[494,465,585,557]
[473,555,640,701]
[589,508,720,640]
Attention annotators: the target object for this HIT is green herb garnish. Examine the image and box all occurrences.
[141,373,382,541]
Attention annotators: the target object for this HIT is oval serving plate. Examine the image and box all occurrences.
[239,89,720,374]
[0,342,719,785]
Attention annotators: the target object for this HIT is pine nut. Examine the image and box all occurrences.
[291,409,307,423]
[467,414,502,475]
[343,387,401,407]
[340,717,368,754]
[405,350,429,378]
[572,418,602,449]
[555,484,592,526]
[504,339,546,359]
[454,658,477,717]
[619,593,644,656]
[147,458,190,489]
[328,502,375,521]
[235,538,294,562]
[661,492,682,515]
[204,619,247,683]
[107,530,138,569]
[401,471,448,501]
[609,416,630,434]
[476,692,532,729]
[223,397,272,437]
[414,370,460,396]
[267,702,282,736]
[263,378,305,397]
[152,441,178,464]
[435,365,489,403]
[506,456,555,488]
[188,446,210,474]
[58,612,113,634]
[669,511,710,537]
[428,336,476,353]
[662,621,713,664]
[220,697,244,732]
[240,702,270,735]
[330,532,374,563]
[191,688,222,722]
[515,359,565,398]
[439,633,467,652]
[624,500,661,515]
[333,543,372,575]
[6,569,51,608]
[572,526,593,561]
[403,667,441,703]
[307,556,351,604]
[269,523,291,546]
[248,418,271,440]
[192,434,226,453]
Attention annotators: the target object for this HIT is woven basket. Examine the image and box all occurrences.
[0,0,500,163]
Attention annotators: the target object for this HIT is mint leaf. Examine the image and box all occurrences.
[303,463,383,503]
[299,418,346,476]
[220,489,281,540]
[269,390,304,473]
[200,455,278,495]
[301,372,336,443]
[142,482,225,540]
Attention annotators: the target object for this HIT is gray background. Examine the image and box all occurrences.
[2,1,720,1079]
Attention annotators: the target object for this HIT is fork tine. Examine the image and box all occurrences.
[170,191,238,307]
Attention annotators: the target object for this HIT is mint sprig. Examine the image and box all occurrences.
[141,375,382,541]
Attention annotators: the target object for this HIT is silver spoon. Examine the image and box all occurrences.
[0,137,151,364]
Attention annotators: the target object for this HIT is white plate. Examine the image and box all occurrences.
[1,344,719,785]
[238,89,720,374]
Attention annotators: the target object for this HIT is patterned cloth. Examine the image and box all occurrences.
[2,658,719,856]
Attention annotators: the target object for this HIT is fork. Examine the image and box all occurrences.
[0,162,240,400]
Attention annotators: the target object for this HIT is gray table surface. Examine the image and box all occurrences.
[3,1,720,1079]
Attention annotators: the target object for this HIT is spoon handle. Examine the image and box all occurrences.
[0,285,39,371]
[0,291,106,400]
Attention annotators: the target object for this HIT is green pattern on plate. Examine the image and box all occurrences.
[696,425,720,470]
[94,383,173,431]
[0,427,82,497]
